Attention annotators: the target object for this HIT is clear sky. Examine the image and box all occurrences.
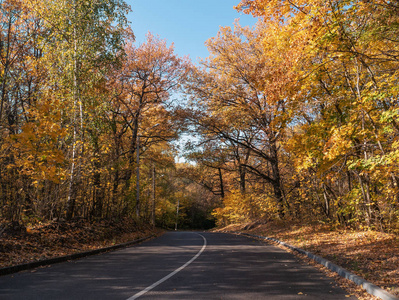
[127,0,258,63]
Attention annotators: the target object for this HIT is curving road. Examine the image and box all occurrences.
[0,231,357,299]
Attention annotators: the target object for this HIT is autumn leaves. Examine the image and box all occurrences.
[0,1,188,225]
[0,0,398,232]
[185,0,399,230]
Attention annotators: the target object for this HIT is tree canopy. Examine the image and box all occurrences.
[1,0,398,232]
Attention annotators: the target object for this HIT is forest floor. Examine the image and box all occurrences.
[217,221,399,300]
[0,219,162,269]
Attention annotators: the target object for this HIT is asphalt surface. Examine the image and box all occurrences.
[0,231,357,299]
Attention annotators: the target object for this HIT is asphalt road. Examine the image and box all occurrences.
[0,231,357,299]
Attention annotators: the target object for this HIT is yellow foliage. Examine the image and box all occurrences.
[8,103,67,185]
[213,190,278,226]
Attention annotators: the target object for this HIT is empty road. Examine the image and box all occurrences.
[0,231,356,299]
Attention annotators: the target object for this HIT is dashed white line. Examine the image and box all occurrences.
[126,233,207,300]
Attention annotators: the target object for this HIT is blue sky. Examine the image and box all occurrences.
[127,0,257,63]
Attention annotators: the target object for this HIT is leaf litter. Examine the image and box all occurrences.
[0,219,162,269]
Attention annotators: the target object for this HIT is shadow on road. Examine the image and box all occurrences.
[0,232,356,300]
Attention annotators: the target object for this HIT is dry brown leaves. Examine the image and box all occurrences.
[0,220,162,269]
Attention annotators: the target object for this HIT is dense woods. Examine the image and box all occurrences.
[0,0,398,233]
[183,0,399,232]
[0,0,204,229]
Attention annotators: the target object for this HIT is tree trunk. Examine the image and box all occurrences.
[239,164,246,193]
[270,143,284,218]
[218,167,224,199]
[135,134,140,218]
[152,163,156,227]
[322,184,330,218]
[66,4,81,220]
[0,14,12,123]
[124,116,139,190]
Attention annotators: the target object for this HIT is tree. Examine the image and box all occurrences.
[28,0,131,219]
[109,33,190,217]
[186,22,301,218]
[0,0,48,221]
[236,0,399,230]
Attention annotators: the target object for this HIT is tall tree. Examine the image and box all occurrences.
[236,0,399,229]
[186,22,301,218]
[110,33,190,217]
[26,0,131,219]
[0,0,47,221]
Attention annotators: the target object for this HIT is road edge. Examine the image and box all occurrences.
[0,234,156,276]
[227,231,398,300]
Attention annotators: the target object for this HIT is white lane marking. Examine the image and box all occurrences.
[126,233,207,300]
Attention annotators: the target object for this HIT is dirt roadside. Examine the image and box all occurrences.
[0,219,163,270]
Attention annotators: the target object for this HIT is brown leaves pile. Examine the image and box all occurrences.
[0,220,160,269]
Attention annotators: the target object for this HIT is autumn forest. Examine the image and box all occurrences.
[1,0,399,233]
